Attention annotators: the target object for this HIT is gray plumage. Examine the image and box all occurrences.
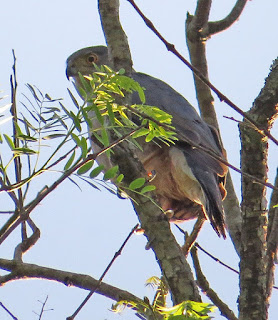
[66,46,228,237]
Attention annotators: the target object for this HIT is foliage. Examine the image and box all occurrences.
[0,65,176,236]
[113,277,215,320]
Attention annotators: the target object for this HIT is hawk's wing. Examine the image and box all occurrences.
[131,72,227,237]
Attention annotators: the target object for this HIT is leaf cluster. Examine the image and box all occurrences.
[113,277,215,320]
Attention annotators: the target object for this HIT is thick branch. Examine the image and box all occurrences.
[98,0,201,304]
[208,0,248,35]
[0,259,142,304]
[98,0,133,74]
[194,0,212,31]
[239,58,278,320]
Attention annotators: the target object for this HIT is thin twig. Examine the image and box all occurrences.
[126,0,278,147]
[67,223,139,320]
[36,296,53,320]
[0,302,18,320]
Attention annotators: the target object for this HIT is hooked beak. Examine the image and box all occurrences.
[66,66,72,80]
[66,60,76,80]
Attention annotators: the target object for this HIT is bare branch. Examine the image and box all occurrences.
[191,246,238,320]
[208,0,248,35]
[0,258,143,305]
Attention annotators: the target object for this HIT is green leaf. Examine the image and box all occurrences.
[67,88,80,109]
[92,104,104,125]
[77,160,94,175]
[81,107,92,128]
[4,134,15,150]
[103,165,119,180]
[132,128,150,139]
[17,134,37,142]
[42,134,66,140]
[101,127,109,147]
[145,131,155,142]
[64,151,76,170]
[90,164,105,178]
[129,178,146,190]
[71,133,81,146]
[80,137,88,158]
[13,147,37,155]
[116,173,124,183]
[118,68,125,75]
[141,185,156,194]
[106,103,115,125]
[69,111,81,132]
[14,121,23,136]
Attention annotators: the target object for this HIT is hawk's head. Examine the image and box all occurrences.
[66,46,109,81]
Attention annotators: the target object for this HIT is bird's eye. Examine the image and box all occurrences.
[87,54,98,64]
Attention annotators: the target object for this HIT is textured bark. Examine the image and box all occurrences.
[266,170,278,300]
[98,0,133,74]
[186,0,242,253]
[97,0,201,304]
[239,58,278,320]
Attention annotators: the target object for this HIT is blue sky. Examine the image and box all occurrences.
[0,0,277,319]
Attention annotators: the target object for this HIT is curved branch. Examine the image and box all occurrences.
[0,258,143,304]
[208,0,248,35]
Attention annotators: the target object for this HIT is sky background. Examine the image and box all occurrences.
[0,0,277,319]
